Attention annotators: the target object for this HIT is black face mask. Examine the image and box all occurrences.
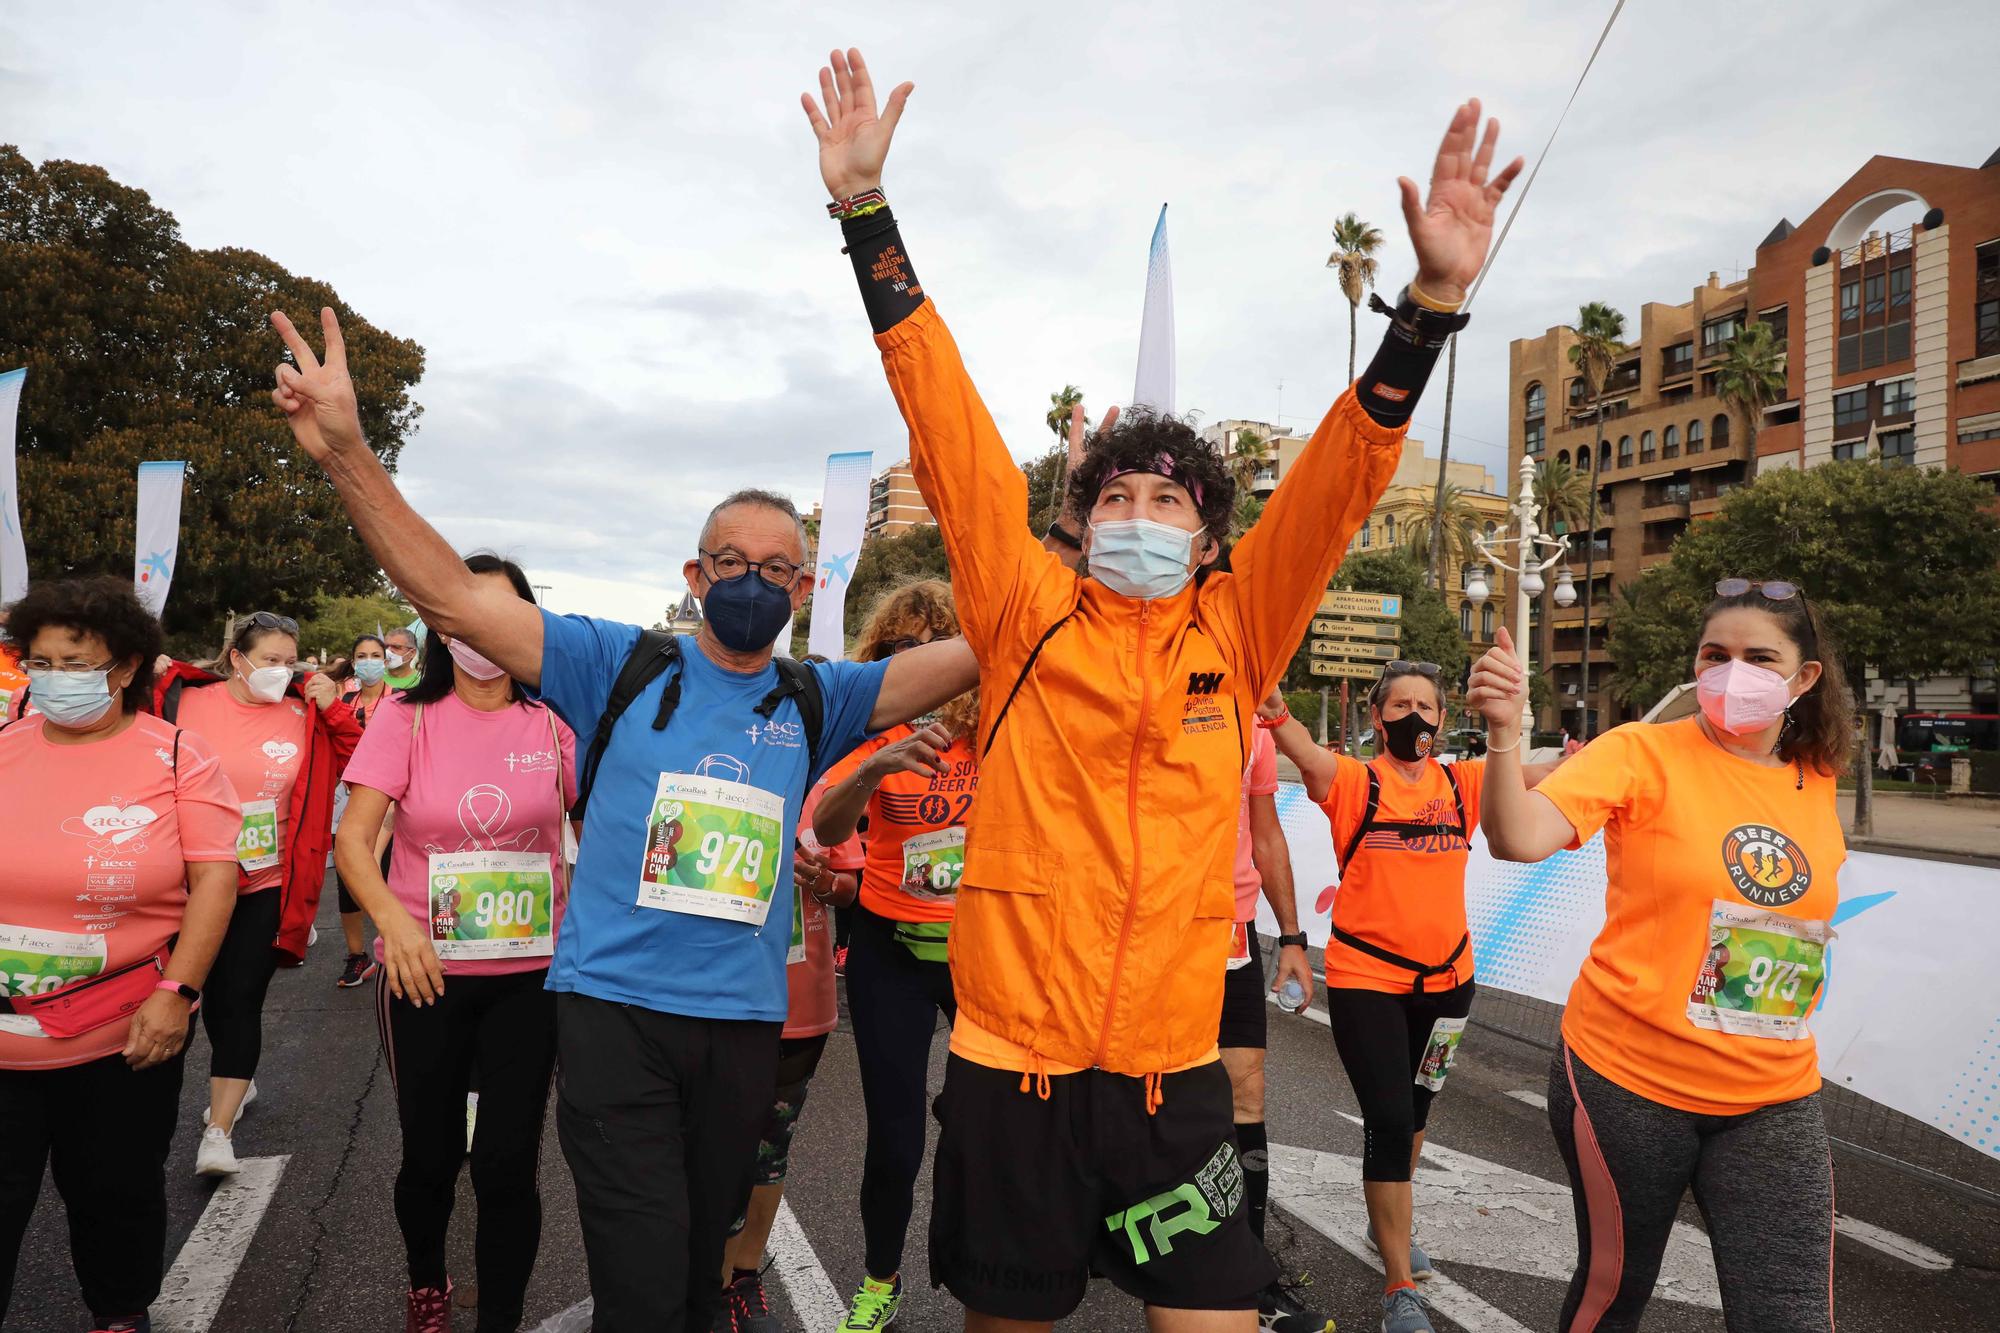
[702,571,794,653]
[1381,711,1437,762]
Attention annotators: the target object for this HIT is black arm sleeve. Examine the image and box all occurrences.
[1353,291,1470,429]
[841,208,925,335]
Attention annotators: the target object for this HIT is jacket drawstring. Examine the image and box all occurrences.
[1016,1052,1052,1102]
[1144,1070,1164,1116]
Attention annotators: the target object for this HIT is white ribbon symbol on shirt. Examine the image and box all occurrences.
[423,784,539,855]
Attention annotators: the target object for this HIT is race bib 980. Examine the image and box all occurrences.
[428,851,556,960]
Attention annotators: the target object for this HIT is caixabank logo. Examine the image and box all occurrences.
[1721,823,1812,906]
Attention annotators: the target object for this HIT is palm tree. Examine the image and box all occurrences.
[1227,428,1273,494]
[1326,213,1385,384]
[1403,483,1483,585]
[1046,384,1086,442]
[1715,321,1787,455]
[1531,458,1591,731]
[1229,490,1265,541]
[1566,301,1627,737]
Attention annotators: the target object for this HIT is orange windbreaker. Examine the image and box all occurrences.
[876,302,1403,1078]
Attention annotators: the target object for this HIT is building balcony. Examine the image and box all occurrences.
[1641,499,1691,522]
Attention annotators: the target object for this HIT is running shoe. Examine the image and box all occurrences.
[88,1319,150,1332]
[1365,1231,1436,1283]
[836,1274,901,1331]
[335,953,381,988]
[194,1127,240,1178]
[834,945,849,977]
[405,1281,452,1333]
[716,1266,782,1333]
[1380,1286,1434,1333]
[203,1079,257,1130]
[1259,1276,1336,1331]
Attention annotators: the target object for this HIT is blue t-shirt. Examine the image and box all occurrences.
[536,611,887,1020]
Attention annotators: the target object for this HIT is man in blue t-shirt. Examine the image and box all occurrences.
[266,307,978,1333]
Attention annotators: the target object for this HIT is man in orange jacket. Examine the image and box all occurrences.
[804,47,1521,1333]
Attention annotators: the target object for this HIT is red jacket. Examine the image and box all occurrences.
[152,663,363,963]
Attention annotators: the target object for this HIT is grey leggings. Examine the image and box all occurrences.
[1546,1042,1834,1333]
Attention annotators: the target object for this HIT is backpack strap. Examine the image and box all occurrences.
[756,658,826,779]
[981,608,1077,759]
[573,631,682,819]
[1340,766,1382,870]
[1441,760,1467,832]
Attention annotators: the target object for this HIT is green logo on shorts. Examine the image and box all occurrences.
[1105,1142,1243,1265]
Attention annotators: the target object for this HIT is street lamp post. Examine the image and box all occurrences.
[1468,453,1572,736]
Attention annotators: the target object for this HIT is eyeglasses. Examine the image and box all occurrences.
[886,634,952,656]
[1715,579,1798,601]
[20,657,113,675]
[701,549,805,590]
[1384,660,1442,678]
[233,611,300,648]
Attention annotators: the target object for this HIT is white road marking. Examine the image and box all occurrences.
[1505,1089,1548,1111]
[770,1196,847,1328]
[151,1156,290,1333]
[527,1297,592,1332]
[1266,990,1331,1027]
[1835,1212,1954,1271]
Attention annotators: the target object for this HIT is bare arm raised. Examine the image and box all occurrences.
[268,308,543,686]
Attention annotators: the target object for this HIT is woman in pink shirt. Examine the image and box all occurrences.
[336,556,577,1333]
[0,577,240,1333]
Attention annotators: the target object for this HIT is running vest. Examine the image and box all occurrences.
[1334,762,1468,993]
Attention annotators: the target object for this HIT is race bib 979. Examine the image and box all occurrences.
[638,773,785,926]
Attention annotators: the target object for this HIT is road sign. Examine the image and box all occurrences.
[1311,639,1397,661]
[1309,659,1378,680]
[1312,617,1400,641]
[1318,591,1402,619]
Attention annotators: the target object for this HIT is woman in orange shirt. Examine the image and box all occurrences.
[1261,663,1553,1333]
[810,579,977,1333]
[1471,583,1849,1333]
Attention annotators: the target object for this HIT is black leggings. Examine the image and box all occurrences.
[0,1053,185,1326]
[1547,1042,1834,1333]
[728,1032,833,1236]
[377,968,557,1331]
[1326,980,1476,1181]
[845,906,956,1280]
[202,885,282,1082]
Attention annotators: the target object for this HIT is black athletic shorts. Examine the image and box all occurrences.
[1216,955,1267,1050]
[928,1053,1276,1321]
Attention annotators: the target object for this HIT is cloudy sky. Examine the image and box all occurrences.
[5,1,1997,621]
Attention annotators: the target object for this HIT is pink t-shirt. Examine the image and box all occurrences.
[341,693,577,977]
[1232,728,1280,923]
[176,685,311,894]
[784,781,845,1039]
[0,714,242,1069]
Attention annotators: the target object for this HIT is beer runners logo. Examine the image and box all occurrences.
[1181,669,1228,735]
[1721,823,1812,906]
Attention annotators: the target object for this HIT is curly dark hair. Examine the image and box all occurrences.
[1066,407,1235,542]
[3,576,164,714]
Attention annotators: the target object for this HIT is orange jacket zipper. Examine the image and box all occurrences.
[1093,602,1151,1069]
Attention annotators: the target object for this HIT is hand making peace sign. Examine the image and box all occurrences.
[269,307,366,465]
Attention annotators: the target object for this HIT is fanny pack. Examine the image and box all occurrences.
[893,920,952,964]
[5,946,175,1040]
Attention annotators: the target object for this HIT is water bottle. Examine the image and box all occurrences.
[1277,977,1309,1013]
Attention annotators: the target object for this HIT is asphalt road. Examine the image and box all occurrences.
[11,893,1998,1332]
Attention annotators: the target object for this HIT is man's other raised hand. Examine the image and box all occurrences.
[801,47,912,201]
[269,307,366,465]
[1400,100,1525,305]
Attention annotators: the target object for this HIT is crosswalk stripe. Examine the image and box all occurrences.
[770,1196,848,1328]
[1835,1213,1954,1271]
[151,1156,290,1333]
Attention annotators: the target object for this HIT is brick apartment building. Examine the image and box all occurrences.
[864,459,934,541]
[1511,150,2000,729]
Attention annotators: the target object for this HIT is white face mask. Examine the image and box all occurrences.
[385,650,410,672]
[237,655,292,704]
[1087,517,1200,600]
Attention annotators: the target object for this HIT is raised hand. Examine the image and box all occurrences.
[1465,625,1528,729]
[1067,401,1118,472]
[1398,100,1525,304]
[801,47,912,200]
[269,307,366,464]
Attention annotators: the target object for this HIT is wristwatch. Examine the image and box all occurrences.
[1276,932,1309,950]
[155,979,200,1004]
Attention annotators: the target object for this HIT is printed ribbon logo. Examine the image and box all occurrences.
[61,803,160,853]
[1721,823,1812,907]
[423,785,537,855]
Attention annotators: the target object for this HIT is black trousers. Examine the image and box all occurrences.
[0,1052,185,1324]
[201,884,281,1081]
[1326,980,1477,1181]
[378,968,557,1332]
[845,905,955,1280]
[554,993,780,1333]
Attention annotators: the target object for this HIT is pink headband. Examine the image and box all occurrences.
[1102,453,1206,507]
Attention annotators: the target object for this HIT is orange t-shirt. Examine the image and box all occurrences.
[0,645,28,725]
[1534,717,1846,1115]
[0,714,243,1069]
[176,686,311,894]
[1317,755,1485,994]
[818,724,978,925]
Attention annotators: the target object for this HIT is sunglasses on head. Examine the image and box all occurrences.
[1716,579,1799,601]
[233,611,299,648]
[1385,660,1442,678]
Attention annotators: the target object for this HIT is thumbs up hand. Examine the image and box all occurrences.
[1466,625,1528,730]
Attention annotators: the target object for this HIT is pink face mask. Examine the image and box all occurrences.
[1696,658,1799,735]
[447,638,508,682]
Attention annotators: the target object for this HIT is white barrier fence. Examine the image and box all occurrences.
[1255,781,2000,1165]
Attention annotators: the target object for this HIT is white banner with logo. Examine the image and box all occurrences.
[806,450,873,662]
[1257,781,2000,1163]
[133,460,186,618]
[0,368,27,604]
[1132,204,1175,415]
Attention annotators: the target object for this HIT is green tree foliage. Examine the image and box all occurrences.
[296,590,417,665]
[1714,320,1787,453]
[1285,547,1467,692]
[1326,212,1384,384]
[0,147,426,637]
[840,523,950,643]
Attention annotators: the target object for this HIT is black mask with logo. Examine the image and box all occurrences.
[1380,711,1437,762]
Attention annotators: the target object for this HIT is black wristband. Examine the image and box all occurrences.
[1353,286,1471,428]
[1277,932,1309,950]
[1044,521,1082,550]
[841,207,925,335]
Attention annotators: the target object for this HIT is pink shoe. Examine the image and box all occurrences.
[406,1280,453,1333]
